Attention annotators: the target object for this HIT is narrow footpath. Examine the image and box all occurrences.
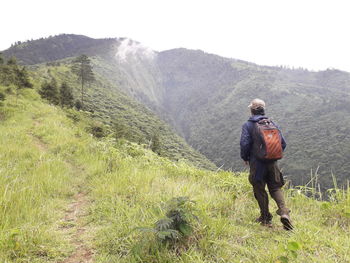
[31,118,94,263]
[60,189,94,263]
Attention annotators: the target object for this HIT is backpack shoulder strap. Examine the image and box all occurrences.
[257,118,271,125]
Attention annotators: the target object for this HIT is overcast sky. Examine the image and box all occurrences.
[1,0,349,72]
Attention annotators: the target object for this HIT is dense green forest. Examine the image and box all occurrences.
[3,34,350,189]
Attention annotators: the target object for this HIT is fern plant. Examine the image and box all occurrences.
[138,197,198,244]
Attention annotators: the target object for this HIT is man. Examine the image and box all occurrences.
[240,98,293,230]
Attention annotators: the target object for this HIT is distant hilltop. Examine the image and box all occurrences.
[3,33,350,188]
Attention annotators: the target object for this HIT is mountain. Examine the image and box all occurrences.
[2,35,215,170]
[3,34,350,188]
[155,49,350,188]
[3,34,117,64]
[1,35,350,262]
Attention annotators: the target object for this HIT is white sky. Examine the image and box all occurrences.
[1,0,350,72]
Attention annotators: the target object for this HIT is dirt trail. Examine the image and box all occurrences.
[30,121,48,152]
[30,119,94,262]
[60,190,94,263]
[59,159,94,263]
[59,160,94,262]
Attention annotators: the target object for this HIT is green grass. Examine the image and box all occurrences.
[87,150,350,263]
[0,87,349,262]
[0,88,79,261]
[29,62,217,171]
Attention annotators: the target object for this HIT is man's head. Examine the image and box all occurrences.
[248,98,266,115]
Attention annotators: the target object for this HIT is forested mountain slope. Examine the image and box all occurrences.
[2,38,215,170]
[4,34,350,188]
[3,34,117,65]
[30,60,216,170]
[156,49,350,188]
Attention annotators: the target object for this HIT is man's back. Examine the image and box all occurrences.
[240,115,286,163]
[240,98,293,230]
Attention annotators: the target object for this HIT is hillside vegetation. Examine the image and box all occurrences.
[28,58,216,171]
[156,49,350,189]
[5,34,350,188]
[0,76,349,262]
[3,34,117,65]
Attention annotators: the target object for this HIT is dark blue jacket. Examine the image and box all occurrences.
[240,115,286,181]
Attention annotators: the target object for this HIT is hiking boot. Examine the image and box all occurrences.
[280,214,293,231]
[256,214,273,227]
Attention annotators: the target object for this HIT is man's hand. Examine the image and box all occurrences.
[244,161,249,166]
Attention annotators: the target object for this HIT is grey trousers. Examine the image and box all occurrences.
[249,160,290,218]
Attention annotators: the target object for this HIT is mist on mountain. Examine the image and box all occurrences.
[3,34,350,189]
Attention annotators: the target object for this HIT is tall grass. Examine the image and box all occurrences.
[1,87,349,262]
[0,88,92,262]
[86,141,350,263]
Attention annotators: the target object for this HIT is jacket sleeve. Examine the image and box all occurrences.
[240,122,252,161]
[281,132,287,151]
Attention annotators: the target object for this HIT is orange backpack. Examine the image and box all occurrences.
[252,118,283,161]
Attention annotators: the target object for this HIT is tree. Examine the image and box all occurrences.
[0,54,33,101]
[39,78,59,105]
[14,66,32,103]
[0,92,5,101]
[0,91,5,107]
[59,82,74,108]
[75,100,82,110]
[89,121,105,138]
[71,54,95,110]
[7,56,17,65]
[15,66,33,89]
[114,121,130,139]
[150,132,162,155]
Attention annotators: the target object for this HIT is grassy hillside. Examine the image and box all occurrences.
[4,34,350,189]
[0,84,349,263]
[2,34,117,65]
[0,88,85,261]
[28,59,216,171]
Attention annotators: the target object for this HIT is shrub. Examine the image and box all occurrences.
[87,121,106,138]
[138,197,198,244]
[75,100,82,110]
[39,79,59,105]
[0,92,5,101]
[65,109,81,123]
